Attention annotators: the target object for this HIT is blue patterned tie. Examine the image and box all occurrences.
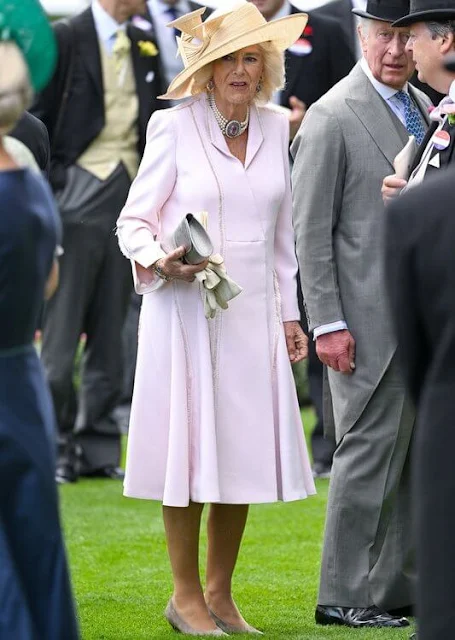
[395,90,426,145]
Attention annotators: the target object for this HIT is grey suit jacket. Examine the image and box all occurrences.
[291,63,431,439]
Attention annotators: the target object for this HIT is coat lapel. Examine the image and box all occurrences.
[345,65,407,167]
[409,83,431,126]
[73,9,103,98]
[128,25,156,106]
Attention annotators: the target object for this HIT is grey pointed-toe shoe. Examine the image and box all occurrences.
[208,608,263,635]
[165,599,228,636]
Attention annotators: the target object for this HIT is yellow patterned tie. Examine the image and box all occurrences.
[112,29,131,75]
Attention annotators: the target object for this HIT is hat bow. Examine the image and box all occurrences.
[169,7,227,68]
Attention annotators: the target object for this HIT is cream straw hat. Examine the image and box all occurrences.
[160,0,308,100]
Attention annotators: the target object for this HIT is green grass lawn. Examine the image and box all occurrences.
[60,409,415,639]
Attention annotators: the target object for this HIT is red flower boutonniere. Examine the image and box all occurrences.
[303,25,313,37]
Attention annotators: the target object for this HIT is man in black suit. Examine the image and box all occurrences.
[10,112,50,176]
[31,0,166,483]
[384,48,455,640]
[386,160,455,640]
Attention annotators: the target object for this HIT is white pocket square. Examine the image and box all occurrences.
[429,154,441,169]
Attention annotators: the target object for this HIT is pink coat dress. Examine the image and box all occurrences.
[116,94,315,507]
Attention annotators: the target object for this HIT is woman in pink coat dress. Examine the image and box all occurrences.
[116,1,315,635]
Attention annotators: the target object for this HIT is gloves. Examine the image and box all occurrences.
[195,253,243,319]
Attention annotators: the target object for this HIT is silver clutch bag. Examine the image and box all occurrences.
[172,213,213,265]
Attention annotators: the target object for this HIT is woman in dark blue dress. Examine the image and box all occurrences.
[0,22,79,640]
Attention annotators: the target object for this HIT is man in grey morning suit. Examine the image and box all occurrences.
[291,0,432,629]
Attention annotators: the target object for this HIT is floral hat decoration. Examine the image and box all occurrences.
[160,0,308,100]
[0,0,57,92]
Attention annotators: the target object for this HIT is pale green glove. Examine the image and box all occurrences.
[195,253,243,319]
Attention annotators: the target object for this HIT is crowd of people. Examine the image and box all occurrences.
[1,0,455,638]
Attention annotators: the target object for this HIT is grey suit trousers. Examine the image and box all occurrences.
[318,357,416,609]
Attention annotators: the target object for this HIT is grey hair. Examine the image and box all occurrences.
[190,41,285,104]
[358,17,373,38]
[426,21,455,40]
[0,41,32,136]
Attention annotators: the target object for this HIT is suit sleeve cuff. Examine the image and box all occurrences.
[313,320,348,340]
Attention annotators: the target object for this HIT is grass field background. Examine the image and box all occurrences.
[60,409,416,639]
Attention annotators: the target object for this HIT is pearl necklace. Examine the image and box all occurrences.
[208,93,249,139]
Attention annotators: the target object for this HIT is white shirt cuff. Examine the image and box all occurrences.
[313,321,348,340]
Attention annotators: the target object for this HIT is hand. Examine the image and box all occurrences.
[284,321,308,363]
[289,96,307,141]
[382,174,407,204]
[154,246,209,283]
[316,329,355,374]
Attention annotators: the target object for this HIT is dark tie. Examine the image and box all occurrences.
[166,6,180,39]
[395,90,426,145]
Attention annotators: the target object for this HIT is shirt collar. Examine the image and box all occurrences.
[92,0,126,44]
[360,57,408,100]
[269,0,291,21]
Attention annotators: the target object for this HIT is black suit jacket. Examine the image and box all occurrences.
[31,8,166,191]
[282,5,355,109]
[385,164,455,640]
[10,112,51,177]
[385,173,455,404]
[314,0,356,56]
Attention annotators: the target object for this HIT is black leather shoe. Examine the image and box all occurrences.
[84,466,125,480]
[315,605,410,628]
[56,463,78,484]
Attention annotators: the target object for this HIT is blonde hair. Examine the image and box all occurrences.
[0,41,33,135]
[189,41,285,104]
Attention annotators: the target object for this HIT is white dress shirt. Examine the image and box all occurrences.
[313,59,411,340]
[147,0,191,89]
[92,0,128,55]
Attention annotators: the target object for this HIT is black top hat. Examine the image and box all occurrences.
[393,0,455,26]
[352,0,411,23]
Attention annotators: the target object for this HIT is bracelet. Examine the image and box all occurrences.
[153,260,173,282]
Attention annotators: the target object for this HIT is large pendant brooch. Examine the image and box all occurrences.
[225,120,242,138]
[208,93,249,139]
